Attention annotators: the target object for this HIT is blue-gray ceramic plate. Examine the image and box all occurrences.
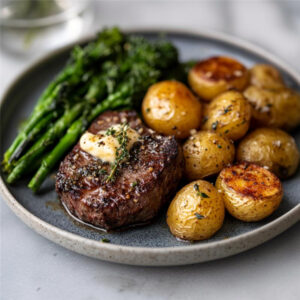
[1,29,299,266]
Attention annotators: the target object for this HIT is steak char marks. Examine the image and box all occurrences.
[56,111,183,230]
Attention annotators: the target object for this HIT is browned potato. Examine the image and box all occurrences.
[244,86,300,130]
[202,91,252,140]
[142,80,202,139]
[250,64,285,90]
[216,163,283,222]
[167,180,225,241]
[237,128,300,178]
[183,130,235,180]
[188,56,249,101]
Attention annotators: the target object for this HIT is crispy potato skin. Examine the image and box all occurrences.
[202,91,252,140]
[250,64,285,90]
[142,80,202,139]
[183,131,235,180]
[167,180,225,241]
[244,86,300,130]
[216,163,283,222]
[188,56,249,101]
[237,128,300,179]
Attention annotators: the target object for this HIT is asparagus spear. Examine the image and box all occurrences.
[5,111,58,172]
[7,102,84,183]
[3,85,62,166]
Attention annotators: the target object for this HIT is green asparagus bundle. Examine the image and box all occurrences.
[3,28,182,192]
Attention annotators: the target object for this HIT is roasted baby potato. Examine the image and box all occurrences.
[188,56,249,101]
[237,128,300,179]
[167,180,225,241]
[216,162,283,222]
[249,64,285,90]
[244,86,300,130]
[202,90,252,140]
[183,130,235,180]
[142,80,202,139]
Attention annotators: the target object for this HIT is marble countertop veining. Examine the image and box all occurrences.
[1,1,300,300]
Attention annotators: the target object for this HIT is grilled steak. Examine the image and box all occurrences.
[56,110,183,230]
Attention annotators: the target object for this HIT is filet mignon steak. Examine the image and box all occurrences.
[56,110,183,230]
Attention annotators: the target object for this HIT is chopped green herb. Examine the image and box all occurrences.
[199,192,209,198]
[99,169,108,175]
[202,116,208,124]
[146,108,151,113]
[131,181,139,188]
[101,238,110,243]
[223,105,232,114]
[211,121,218,130]
[195,212,205,220]
[217,144,222,149]
[224,129,229,134]
[194,184,209,198]
[106,127,117,136]
[106,123,129,182]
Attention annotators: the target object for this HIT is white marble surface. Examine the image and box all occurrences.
[1,1,300,299]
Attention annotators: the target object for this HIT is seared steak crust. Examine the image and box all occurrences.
[56,111,183,230]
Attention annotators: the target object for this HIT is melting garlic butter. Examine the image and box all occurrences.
[79,124,140,163]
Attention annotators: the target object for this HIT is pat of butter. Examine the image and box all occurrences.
[79,125,140,163]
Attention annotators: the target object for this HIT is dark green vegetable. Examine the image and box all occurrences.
[9,111,59,165]
[7,102,84,183]
[164,60,197,83]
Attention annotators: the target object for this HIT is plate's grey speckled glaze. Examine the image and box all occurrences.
[1,29,299,266]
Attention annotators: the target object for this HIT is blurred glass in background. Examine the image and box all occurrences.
[0,0,94,56]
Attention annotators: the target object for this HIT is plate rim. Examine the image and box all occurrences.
[1,27,300,266]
